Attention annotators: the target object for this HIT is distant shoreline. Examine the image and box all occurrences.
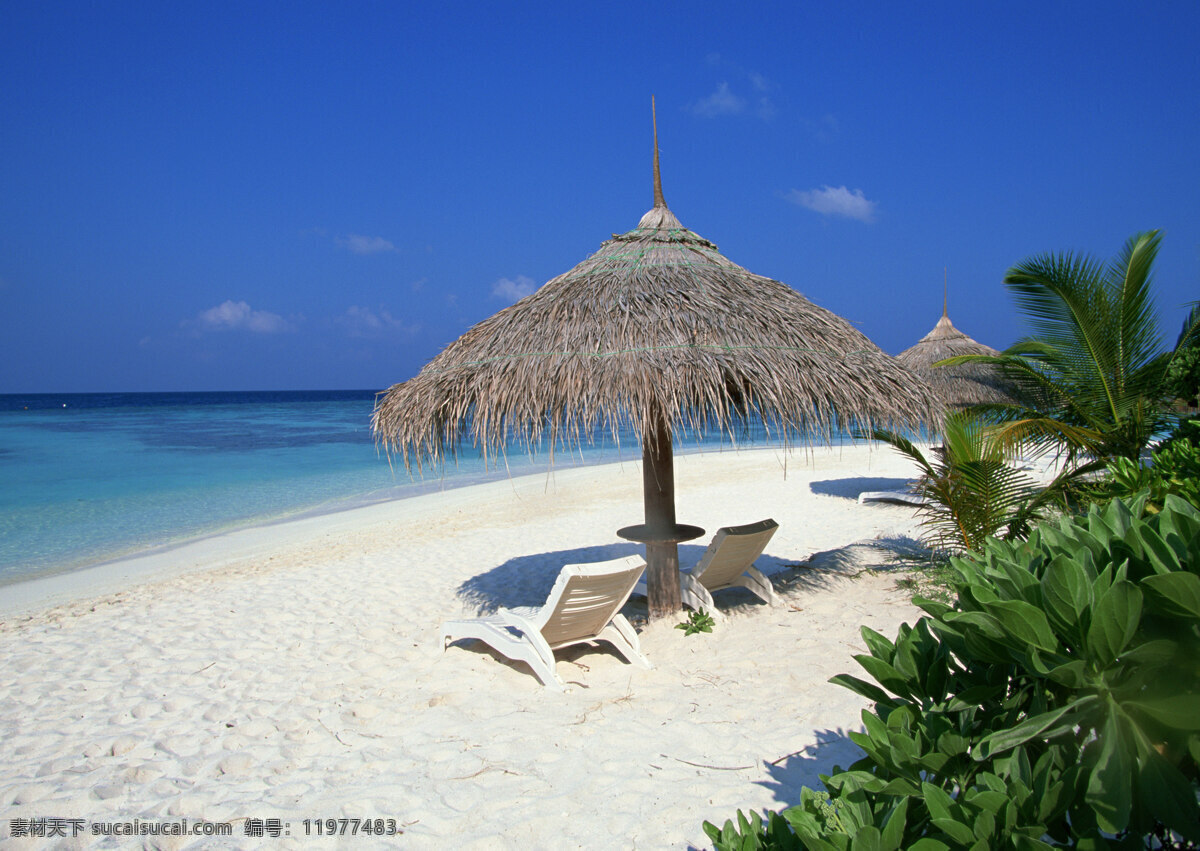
[0,442,911,619]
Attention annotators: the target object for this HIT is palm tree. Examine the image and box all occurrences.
[872,411,1086,553]
[950,230,1194,462]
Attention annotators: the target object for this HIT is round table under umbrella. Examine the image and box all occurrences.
[374,111,941,619]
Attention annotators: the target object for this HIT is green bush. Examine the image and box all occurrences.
[704,495,1200,849]
[1167,347,1200,407]
[1087,419,1200,512]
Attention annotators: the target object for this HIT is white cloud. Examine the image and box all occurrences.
[492,275,538,303]
[788,185,878,223]
[195,300,295,333]
[694,58,776,120]
[336,234,396,255]
[336,306,420,339]
[804,114,840,143]
[691,82,745,118]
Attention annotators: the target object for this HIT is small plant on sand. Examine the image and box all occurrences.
[676,609,715,635]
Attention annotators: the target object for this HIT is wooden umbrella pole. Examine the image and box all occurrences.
[642,410,682,619]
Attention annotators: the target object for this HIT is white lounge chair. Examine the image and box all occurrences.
[440,556,651,690]
[636,519,780,621]
[857,490,929,506]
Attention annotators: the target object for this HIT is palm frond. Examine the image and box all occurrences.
[1174,300,1200,351]
[1113,231,1165,372]
[869,428,939,481]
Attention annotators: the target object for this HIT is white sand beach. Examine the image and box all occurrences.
[0,445,933,849]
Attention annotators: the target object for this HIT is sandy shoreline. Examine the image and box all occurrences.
[0,445,931,849]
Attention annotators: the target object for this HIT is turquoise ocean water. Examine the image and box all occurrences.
[0,390,798,587]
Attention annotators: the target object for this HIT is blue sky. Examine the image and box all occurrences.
[2,2,1198,393]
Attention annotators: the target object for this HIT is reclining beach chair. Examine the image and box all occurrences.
[440,556,651,690]
[857,489,929,506]
[635,518,780,621]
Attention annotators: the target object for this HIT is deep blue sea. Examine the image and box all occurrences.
[0,390,796,587]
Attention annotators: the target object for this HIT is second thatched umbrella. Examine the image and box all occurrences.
[898,295,1020,410]
[374,124,941,619]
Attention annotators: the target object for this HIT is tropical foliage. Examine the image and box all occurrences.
[704,495,1200,849]
[947,231,1195,462]
[1085,418,1200,513]
[871,411,1091,553]
[701,233,1200,849]
[1166,304,1200,407]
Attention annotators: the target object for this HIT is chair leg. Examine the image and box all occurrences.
[440,617,565,690]
[597,615,652,669]
[680,574,722,621]
[735,566,780,605]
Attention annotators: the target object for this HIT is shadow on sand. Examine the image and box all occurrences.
[454,542,643,614]
[687,727,866,848]
[808,476,914,500]
[455,541,808,616]
[454,531,928,618]
[758,726,865,806]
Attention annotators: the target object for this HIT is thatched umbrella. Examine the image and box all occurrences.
[897,287,1019,409]
[374,105,941,619]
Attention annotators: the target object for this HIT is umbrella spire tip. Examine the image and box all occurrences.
[652,95,667,209]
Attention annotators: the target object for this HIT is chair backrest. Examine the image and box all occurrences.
[693,519,779,591]
[535,556,646,648]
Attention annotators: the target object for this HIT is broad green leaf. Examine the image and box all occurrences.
[972,809,996,841]
[861,710,890,747]
[987,599,1061,653]
[1040,554,1093,634]
[915,597,952,619]
[1162,492,1200,522]
[1118,638,1178,667]
[975,697,1097,759]
[1138,743,1200,842]
[1044,659,1091,689]
[1131,522,1182,575]
[979,773,1006,794]
[847,730,878,759]
[936,731,969,757]
[908,841,952,851]
[880,797,909,850]
[931,818,975,846]
[860,626,895,659]
[1126,695,1200,730]
[829,674,895,705]
[848,825,881,851]
[1036,779,1068,823]
[836,775,874,829]
[947,684,1006,710]
[892,637,922,684]
[1141,572,1200,619]
[1086,710,1132,834]
[1106,498,1135,538]
[1085,580,1142,666]
[921,782,954,822]
[877,778,921,797]
[853,655,915,700]
[965,790,1009,814]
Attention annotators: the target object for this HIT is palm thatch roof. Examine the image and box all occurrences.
[373,200,941,465]
[374,105,941,619]
[897,311,1019,408]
